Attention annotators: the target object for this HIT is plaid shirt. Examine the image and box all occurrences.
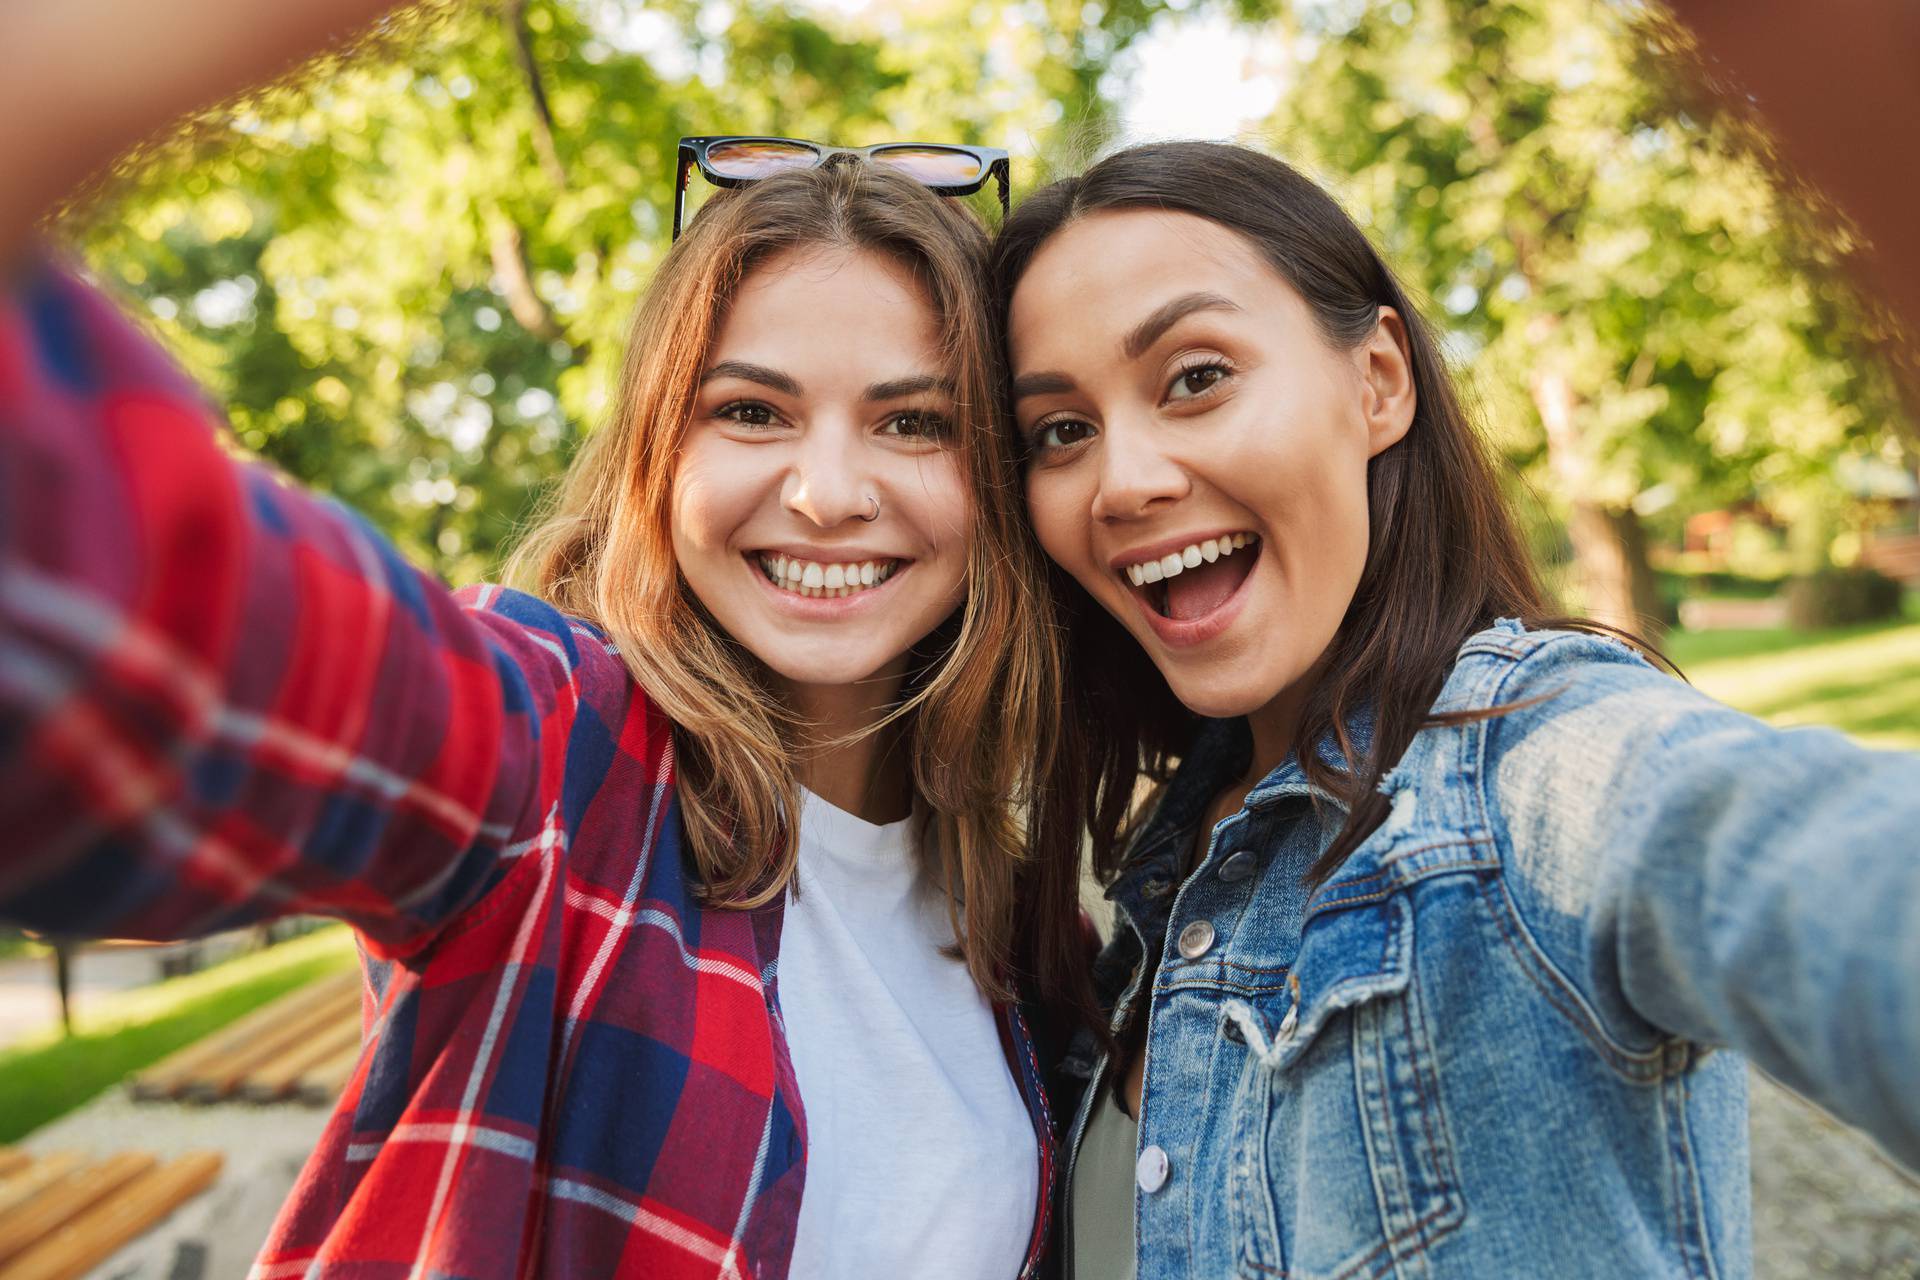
[0,261,1057,1279]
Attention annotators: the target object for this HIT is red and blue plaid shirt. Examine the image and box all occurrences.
[0,261,1057,1279]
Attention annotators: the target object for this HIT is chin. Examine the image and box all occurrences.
[1160,661,1292,721]
[757,648,895,690]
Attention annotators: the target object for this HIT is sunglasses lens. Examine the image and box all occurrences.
[869,145,984,184]
[703,139,821,179]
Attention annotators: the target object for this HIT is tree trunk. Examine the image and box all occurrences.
[1530,347,1665,640]
[1564,500,1665,639]
[52,938,73,1036]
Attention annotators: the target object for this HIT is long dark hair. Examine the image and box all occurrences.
[996,141,1631,890]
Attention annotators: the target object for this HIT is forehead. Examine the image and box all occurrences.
[1008,209,1273,358]
[712,244,945,376]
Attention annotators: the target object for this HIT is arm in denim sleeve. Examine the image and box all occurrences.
[0,259,596,956]
[1479,628,1920,1168]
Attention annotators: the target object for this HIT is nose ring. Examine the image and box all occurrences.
[859,494,880,523]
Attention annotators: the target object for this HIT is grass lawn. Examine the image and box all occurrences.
[0,925,357,1143]
[1669,615,1920,751]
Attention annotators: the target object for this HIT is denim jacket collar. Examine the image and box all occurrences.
[1104,706,1377,984]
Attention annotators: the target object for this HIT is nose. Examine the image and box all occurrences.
[1091,417,1190,523]
[784,418,876,528]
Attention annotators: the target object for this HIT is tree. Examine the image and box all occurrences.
[1235,0,1912,632]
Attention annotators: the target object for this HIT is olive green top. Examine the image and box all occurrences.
[1070,1086,1139,1280]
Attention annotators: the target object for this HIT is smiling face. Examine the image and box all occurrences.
[1009,209,1415,729]
[671,244,971,699]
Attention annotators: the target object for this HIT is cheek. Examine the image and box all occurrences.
[1022,469,1085,572]
[910,453,976,553]
[671,445,754,555]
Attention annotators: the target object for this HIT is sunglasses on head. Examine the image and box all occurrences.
[673,135,1011,239]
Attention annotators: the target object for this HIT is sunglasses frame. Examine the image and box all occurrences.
[673,135,1011,239]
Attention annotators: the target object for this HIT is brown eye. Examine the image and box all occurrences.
[1031,418,1095,451]
[1167,362,1231,401]
[719,401,779,427]
[881,411,955,441]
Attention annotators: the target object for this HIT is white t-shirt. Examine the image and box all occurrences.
[778,789,1038,1279]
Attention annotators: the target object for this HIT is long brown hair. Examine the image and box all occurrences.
[994,141,1637,890]
[509,161,1083,1011]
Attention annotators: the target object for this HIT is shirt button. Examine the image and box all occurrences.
[1176,920,1216,960]
[1135,1144,1171,1193]
[1217,850,1256,882]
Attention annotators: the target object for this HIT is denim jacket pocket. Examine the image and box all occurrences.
[1222,891,1466,1280]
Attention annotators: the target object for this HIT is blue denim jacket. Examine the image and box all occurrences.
[1063,620,1920,1279]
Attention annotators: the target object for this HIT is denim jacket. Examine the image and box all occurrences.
[1061,620,1920,1280]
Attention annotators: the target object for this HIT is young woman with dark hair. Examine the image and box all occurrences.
[995,140,1920,1279]
[0,5,1091,1277]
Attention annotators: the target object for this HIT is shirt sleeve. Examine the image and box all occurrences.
[0,257,598,957]
[1479,629,1920,1169]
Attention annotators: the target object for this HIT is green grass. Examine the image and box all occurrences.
[0,925,357,1143]
[1665,611,1918,669]
[0,931,47,962]
[1673,619,1920,751]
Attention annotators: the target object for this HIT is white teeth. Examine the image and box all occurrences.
[1121,533,1259,587]
[758,555,899,598]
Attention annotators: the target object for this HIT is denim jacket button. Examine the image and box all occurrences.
[1176,920,1216,960]
[1217,850,1256,882]
[1135,1144,1171,1193]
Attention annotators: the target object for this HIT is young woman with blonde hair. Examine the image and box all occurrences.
[0,4,1088,1277]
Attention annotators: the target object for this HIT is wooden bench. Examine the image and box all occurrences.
[0,1148,222,1280]
[130,969,363,1106]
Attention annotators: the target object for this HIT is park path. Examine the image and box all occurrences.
[0,945,172,1049]
[0,935,260,1050]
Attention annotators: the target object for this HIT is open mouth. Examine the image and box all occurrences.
[1119,532,1260,621]
[754,552,903,599]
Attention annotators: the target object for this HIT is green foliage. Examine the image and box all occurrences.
[0,926,356,1142]
[1236,0,1913,609]
[71,0,1908,613]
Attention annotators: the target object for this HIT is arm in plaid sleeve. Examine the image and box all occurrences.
[0,259,599,956]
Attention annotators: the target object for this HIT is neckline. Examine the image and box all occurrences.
[799,787,916,867]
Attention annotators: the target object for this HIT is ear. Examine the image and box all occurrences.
[1359,306,1416,458]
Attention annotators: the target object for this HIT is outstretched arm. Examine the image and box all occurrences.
[1480,630,1920,1169]
[0,261,599,954]
[0,0,642,954]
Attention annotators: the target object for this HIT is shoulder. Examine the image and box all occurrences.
[1438,619,1754,778]
[1445,618,1667,711]
[453,583,667,755]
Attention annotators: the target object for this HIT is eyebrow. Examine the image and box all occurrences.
[864,373,956,402]
[1122,291,1241,360]
[1011,371,1076,401]
[699,362,954,403]
[1011,291,1244,401]
[701,360,802,396]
